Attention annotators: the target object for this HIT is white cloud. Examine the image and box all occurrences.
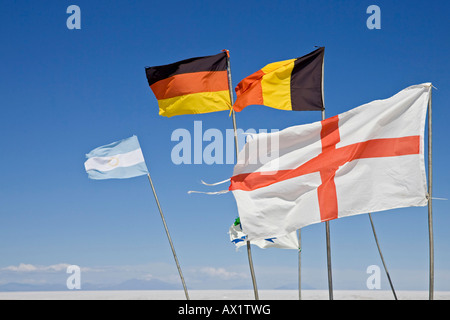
[2,263,73,273]
[2,262,443,291]
[43,263,71,272]
[198,267,248,280]
[3,263,38,272]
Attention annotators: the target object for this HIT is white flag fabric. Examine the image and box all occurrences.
[84,135,149,179]
[229,219,299,250]
[229,83,431,241]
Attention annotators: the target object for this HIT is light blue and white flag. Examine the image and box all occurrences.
[84,135,149,180]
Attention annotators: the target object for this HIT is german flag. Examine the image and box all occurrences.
[233,47,324,112]
[145,52,232,117]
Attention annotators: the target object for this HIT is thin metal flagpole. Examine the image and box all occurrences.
[427,86,434,300]
[319,52,333,300]
[225,50,259,300]
[146,172,190,300]
[368,213,397,300]
[322,108,334,301]
[298,230,302,300]
[325,223,333,300]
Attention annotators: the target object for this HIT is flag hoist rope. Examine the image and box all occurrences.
[225,50,259,300]
[147,173,190,300]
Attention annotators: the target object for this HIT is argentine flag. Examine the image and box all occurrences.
[84,135,149,180]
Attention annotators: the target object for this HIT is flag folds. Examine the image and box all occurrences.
[233,47,324,113]
[229,218,299,250]
[84,135,149,180]
[229,83,431,240]
[145,52,231,117]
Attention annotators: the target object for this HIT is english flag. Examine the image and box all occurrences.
[229,83,431,240]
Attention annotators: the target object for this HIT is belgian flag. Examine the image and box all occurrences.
[233,47,325,112]
[145,52,231,117]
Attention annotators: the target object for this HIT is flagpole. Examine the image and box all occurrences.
[225,50,259,300]
[146,173,190,300]
[321,108,334,301]
[319,50,333,300]
[325,222,333,300]
[298,230,302,300]
[427,86,434,300]
[368,213,397,299]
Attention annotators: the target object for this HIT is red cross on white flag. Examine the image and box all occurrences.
[229,83,431,241]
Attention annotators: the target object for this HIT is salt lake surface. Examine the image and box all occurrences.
[1,290,449,300]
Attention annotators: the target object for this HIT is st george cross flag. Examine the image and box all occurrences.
[84,135,149,180]
[229,83,431,240]
[229,218,299,250]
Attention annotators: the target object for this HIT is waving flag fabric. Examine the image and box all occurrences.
[84,135,148,180]
[233,47,324,112]
[145,52,231,117]
[229,83,431,240]
[229,218,299,250]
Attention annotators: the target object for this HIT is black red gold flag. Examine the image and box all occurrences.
[145,52,231,117]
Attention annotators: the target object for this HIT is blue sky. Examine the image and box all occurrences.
[0,0,449,292]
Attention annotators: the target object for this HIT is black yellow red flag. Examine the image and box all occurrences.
[233,47,324,112]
